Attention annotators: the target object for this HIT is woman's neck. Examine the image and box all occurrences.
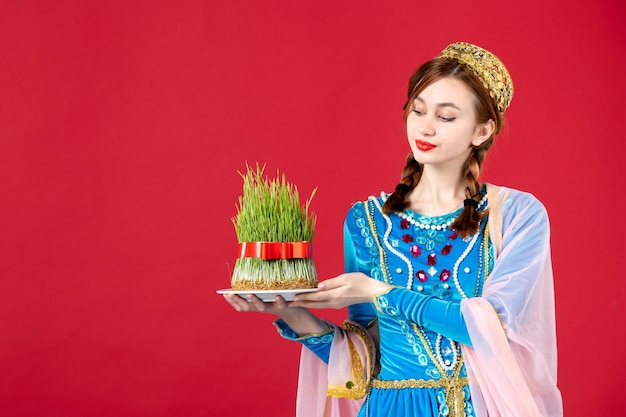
[407,170,468,216]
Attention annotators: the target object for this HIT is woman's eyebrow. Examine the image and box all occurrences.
[415,96,462,110]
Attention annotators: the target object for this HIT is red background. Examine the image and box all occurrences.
[1,1,624,416]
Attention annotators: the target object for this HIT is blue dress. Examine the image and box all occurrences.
[276,192,494,417]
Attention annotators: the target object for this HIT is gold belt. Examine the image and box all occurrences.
[371,377,468,417]
[371,377,468,389]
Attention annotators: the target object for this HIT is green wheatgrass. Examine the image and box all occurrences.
[231,164,318,289]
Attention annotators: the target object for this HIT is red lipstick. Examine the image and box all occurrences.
[415,140,436,151]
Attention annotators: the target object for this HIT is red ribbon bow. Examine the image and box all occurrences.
[237,241,312,260]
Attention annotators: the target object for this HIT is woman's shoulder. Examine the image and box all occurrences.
[487,183,548,218]
[344,192,389,224]
[349,191,389,211]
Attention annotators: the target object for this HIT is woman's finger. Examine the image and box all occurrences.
[292,287,338,303]
[223,294,250,311]
[274,295,288,309]
[317,274,348,291]
[247,294,267,311]
[291,298,343,309]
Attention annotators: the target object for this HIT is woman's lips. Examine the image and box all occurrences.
[415,140,436,151]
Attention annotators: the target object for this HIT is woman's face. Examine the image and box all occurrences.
[406,77,490,170]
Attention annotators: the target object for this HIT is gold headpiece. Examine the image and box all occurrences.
[436,42,514,112]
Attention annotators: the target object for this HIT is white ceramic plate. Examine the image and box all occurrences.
[216,288,318,302]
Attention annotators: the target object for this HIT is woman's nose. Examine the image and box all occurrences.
[418,120,435,137]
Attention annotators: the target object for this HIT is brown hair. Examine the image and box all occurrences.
[382,58,504,237]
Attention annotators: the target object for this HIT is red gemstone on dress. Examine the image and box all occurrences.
[449,231,459,240]
[410,245,421,257]
[442,244,453,255]
[417,270,428,282]
[402,234,413,243]
[400,219,411,229]
[427,253,437,266]
[439,269,451,282]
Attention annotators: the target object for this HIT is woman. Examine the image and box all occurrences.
[224,42,563,417]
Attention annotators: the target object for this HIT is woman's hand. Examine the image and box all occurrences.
[291,272,391,309]
[222,293,330,335]
[223,293,304,317]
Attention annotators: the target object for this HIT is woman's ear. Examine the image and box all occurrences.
[471,119,496,146]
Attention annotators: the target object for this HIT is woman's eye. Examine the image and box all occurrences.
[412,109,424,115]
[439,116,456,122]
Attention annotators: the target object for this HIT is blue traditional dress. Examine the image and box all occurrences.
[275,186,562,417]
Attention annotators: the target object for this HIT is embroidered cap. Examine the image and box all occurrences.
[436,42,514,112]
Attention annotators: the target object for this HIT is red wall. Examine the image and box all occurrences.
[1,1,624,416]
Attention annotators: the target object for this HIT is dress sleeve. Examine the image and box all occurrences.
[274,319,335,363]
[343,214,377,328]
[372,287,472,345]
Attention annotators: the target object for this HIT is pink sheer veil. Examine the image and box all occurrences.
[461,185,563,416]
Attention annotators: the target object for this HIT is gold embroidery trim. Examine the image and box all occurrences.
[483,222,490,279]
[341,321,374,369]
[371,377,468,389]
[373,376,468,417]
[364,199,391,285]
[327,321,374,400]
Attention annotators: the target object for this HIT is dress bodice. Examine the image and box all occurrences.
[343,193,493,416]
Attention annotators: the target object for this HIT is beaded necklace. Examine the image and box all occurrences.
[398,193,488,231]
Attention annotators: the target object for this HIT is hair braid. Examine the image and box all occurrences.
[382,153,422,214]
[451,147,488,237]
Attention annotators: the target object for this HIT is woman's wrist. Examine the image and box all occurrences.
[369,280,392,300]
[279,308,328,336]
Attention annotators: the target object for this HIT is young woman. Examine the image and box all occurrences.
[224,42,563,417]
